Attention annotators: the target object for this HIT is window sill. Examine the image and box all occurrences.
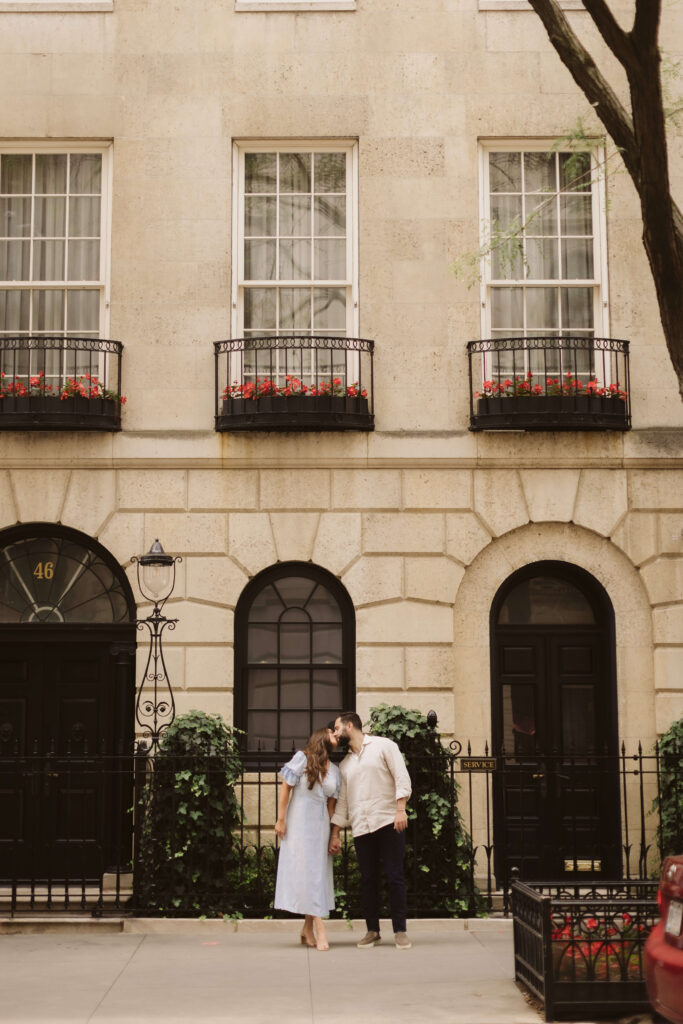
[479,1,583,9]
[235,0,355,10]
[0,1,112,10]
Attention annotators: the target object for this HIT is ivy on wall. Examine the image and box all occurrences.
[655,719,683,861]
[134,711,244,915]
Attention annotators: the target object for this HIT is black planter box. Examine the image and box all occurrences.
[512,879,659,1021]
[471,395,630,432]
[0,395,122,431]
[216,394,373,432]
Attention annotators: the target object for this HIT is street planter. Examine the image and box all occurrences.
[0,394,122,431]
[512,877,659,1021]
[217,394,372,432]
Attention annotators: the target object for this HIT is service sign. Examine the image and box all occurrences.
[460,757,497,772]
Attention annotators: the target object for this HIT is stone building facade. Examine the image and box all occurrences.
[0,0,681,881]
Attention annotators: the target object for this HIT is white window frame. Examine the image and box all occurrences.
[478,139,609,344]
[0,140,113,340]
[0,2,112,10]
[231,139,359,341]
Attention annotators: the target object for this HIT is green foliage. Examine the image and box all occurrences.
[655,719,683,860]
[451,124,612,288]
[227,843,277,915]
[365,704,483,917]
[134,711,244,915]
[332,836,362,927]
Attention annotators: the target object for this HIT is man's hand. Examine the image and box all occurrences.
[328,834,342,855]
[394,809,408,833]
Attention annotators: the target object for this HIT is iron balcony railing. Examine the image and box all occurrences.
[0,336,124,431]
[467,337,631,431]
[214,335,374,432]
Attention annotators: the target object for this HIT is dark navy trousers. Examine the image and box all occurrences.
[353,823,407,934]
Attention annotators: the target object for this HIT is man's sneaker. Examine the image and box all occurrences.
[356,930,381,948]
[394,931,412,949]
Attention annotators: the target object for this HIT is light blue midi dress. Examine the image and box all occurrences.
[273,750,341,918]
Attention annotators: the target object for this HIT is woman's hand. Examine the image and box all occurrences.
[274,818,286,839]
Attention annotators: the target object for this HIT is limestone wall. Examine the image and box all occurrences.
[0,0,681,431]
[1,462,680,743]
[0,0,681,743]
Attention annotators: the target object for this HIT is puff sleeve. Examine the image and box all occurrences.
[280,749,307,786]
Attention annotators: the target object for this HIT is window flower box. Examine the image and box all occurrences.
[214,336,374,432]
[467,338,631,432]
[0,338,124,432]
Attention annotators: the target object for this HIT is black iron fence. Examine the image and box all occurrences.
[512,877,659,1020]
[0,741,679,919]
[0,336,124,431]
[213,335,374,431]
[467,337,631,431]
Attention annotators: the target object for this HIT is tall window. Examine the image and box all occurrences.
[234,563,355,758]
[0,147,109,339]
[232,143,358,384]
[479,144,607,380]
[0,145,111,387]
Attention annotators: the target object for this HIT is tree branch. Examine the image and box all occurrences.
[527,0,683,396]
[526,0,639,183]
[582,0,633,68]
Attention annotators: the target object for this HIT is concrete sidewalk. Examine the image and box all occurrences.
[0,917,544,1024]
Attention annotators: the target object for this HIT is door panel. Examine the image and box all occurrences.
[493,627,618,881]
[0,648,42,875]
[42,644,114,878]
[0,637,130,880]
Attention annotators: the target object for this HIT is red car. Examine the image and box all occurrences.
[646,855,683,1024]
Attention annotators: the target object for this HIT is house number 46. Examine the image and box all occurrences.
[33,561,55,580]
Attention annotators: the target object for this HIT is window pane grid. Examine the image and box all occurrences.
[0,152,103,339]
[241,149,349,344]
[245,574,346,753]
[486,149,599,384]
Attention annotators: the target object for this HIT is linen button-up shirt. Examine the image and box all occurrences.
[331,734,412,838]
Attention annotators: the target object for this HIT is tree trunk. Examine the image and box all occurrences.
[527,0,683,399]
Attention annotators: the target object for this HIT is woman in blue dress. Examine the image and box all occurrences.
[274,727,341,951]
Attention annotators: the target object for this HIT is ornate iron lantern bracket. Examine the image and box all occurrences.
[131,540,182,753]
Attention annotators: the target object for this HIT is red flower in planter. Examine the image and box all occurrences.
[223,376,368,401]
[475,371,627,401]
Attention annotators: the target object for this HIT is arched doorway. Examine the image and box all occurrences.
[0,524,137,880]
[234,562,355,763]
[490,561,620,881]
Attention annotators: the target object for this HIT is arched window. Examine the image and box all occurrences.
[234,563,355,759]
[0,525,135,623]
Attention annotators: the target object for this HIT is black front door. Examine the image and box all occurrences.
[0,637,130,880]
[491,566,620,882]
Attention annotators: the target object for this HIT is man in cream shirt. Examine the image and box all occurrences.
[328,711,413,949]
